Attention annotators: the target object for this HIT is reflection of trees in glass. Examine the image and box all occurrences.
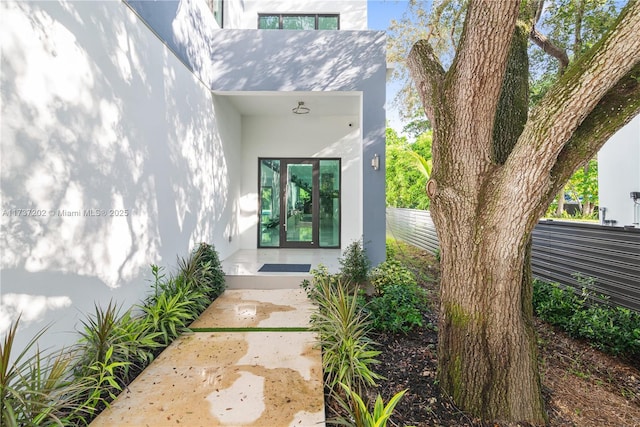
[260,187,272,210]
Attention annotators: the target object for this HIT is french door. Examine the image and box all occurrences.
[259,158,340,248]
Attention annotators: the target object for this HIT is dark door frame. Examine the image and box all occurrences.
[258,157,341,249]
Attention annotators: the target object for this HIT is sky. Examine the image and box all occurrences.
[367,0,415,134]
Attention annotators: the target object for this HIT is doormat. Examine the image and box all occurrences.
[258,263,311,273]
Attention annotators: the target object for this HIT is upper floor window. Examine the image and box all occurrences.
[258,14,339,30]
[206,0,223,28]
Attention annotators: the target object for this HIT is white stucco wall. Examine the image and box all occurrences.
[238,114,363,249]
[1,1,241,354]
[125,1,387,264]
[598,115,640,227]
[224,0,368,30]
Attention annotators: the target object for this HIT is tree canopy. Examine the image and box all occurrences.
[385,128,432,210]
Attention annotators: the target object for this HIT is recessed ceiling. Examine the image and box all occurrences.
[218,92,361,117]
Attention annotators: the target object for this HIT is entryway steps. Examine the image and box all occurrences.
[90,290,325,426]
[225,274,310,290]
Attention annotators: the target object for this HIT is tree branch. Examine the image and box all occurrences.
[450,0,520,110]
[500,0,640,215]
[407,40,445,123]
[548,63,640,199]
[529,27,569,70]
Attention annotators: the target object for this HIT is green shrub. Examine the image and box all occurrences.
[65,346,130,425]
[369,260,417,295]
[339,239,370,288]
[177,242,225,300]
[568,305,640,356]
[365,284,427,333]
[533,279,640,359]
[532,280,583,330]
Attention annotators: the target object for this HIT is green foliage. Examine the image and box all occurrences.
[180,242,226,300]
[533,279,640,358]
[530,0,618,90]
[385,239,397,260]
[1,242,225,425]
[365,284,427,334]
[339,239,370,288]
[334,383,407,427]
[67,346,130,425]
[364,250,431,333]
[75,302,161,382]
[141,282,198,347]
[305,271,382,394]
[142,242,225,346]
[385,128,432,210]
[369,260,417,294]
[545,158,599,219]
[1,319,76,426]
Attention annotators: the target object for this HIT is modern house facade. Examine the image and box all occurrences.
[0,0,386,354]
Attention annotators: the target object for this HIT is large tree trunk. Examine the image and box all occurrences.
[433,18,546,422]
[435,206,544,422]
[408,0,640,423]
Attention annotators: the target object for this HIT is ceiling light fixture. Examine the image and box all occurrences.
[292,101,310,115]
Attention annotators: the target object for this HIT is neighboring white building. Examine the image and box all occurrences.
[598,115,640,228]
[0,0,385,354]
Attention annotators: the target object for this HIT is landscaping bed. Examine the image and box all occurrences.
[365,242,640,426]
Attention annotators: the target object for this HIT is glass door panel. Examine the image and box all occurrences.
[319,160,340,247]
[283,162,315,247]
[259,159,280,247]
[258,158,340,248]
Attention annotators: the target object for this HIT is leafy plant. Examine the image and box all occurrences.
[533,279,640,359]
[141,282,197,346]
[176,242,225,300]
[365,260,428,333]
[307,274,381,394]
[365,284,427,333]
[1,318,78,426]
[532,280,582,330]
[334,383,407,427]
[64,346,130,425]
[385,239,397,260]
[75,301,161,381]
[369,260,417,295]
[339,239,370,288]
[301,264,339,301]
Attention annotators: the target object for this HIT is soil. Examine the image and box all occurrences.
[326,243,640,427]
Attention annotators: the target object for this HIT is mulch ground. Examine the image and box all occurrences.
[326,243,640,426]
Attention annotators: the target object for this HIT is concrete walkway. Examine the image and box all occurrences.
[91,289,324,426]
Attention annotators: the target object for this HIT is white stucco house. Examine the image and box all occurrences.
[598,115,640,228]
[0,0,386,353]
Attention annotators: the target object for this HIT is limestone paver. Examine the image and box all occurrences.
[189,289,314,329]
[90,290,324,427]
